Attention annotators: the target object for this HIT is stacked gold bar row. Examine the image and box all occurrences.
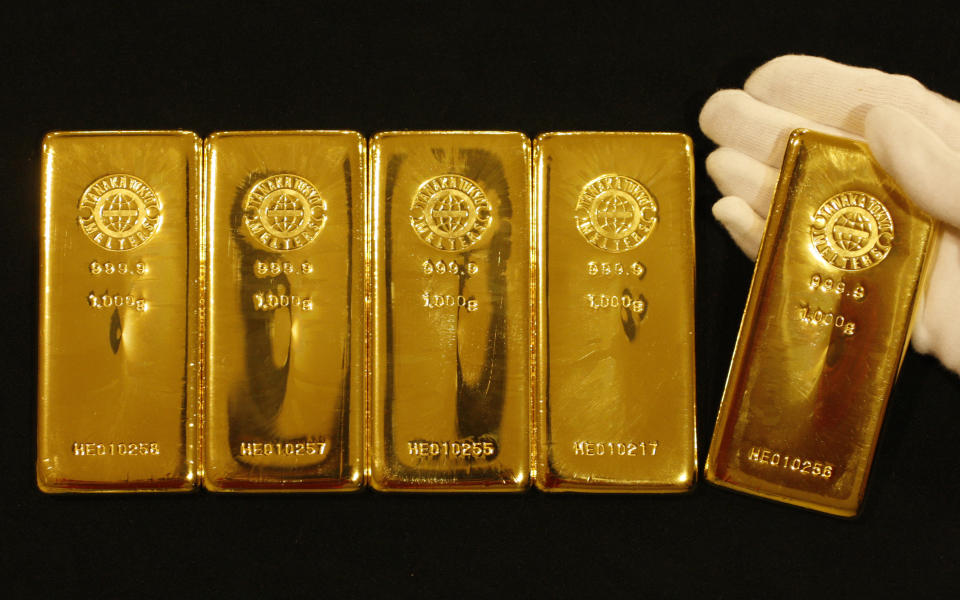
[39,130,933,516]
[38,130,697,494]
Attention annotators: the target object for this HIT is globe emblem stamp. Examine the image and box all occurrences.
[410,174,492,251]
[810,191,894,271]
[78,174,162,251]
[243,174,327,251]
[575,174,658,253]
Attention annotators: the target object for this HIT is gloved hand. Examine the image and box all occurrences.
[699,54,960,375]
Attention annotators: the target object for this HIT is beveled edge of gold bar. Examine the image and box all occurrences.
[367,130,534,492]
[532,131,698,493]
[38,130,202,493]
[201,130,368,493]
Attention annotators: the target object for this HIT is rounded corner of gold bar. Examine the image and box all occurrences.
[36,470,63,495]
[367,469,396,493]
[201,476,229,494]
[787,128,812,145]
[533,131,560,145]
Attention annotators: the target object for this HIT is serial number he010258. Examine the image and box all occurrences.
[746,446,834,479]
[72,442,160,456]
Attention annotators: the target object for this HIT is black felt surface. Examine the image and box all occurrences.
[3,2,959,597]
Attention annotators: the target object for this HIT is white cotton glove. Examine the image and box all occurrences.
[699,55,960,375]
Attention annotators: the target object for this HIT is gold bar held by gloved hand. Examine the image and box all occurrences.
[705,129,936,517]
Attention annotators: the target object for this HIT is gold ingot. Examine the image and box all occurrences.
[533,132,697,492]
[202,131,365,491]
[37,131,201,492]
[705,129,937,517]
[369,131,532,491]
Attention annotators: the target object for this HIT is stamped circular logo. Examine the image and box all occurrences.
[810,191,894,271]
[78,174,162,251]
[575,175,658,253]
[243,174,327,251]
[410,174,492,251]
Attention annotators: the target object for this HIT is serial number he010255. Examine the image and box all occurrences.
[407,439,496,459]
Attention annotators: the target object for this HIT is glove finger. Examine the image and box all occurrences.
[705,147,779,216]
[712,196,765,260]
[910,227,960,374]
[700,89,855,167]
[746,55,960,150]
[865,105,960,227]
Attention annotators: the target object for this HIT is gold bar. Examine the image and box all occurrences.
[37,131,201,492]
[202,131,365,492]
[369,131,532,491]
[533,132,697,492]
[705,129,936,517]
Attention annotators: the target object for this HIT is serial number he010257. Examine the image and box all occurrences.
[238,441,327,456]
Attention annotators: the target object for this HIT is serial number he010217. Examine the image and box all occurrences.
[573,440,659,456]
[746,446,834,479]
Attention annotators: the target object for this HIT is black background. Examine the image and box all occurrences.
[3,2,959,597]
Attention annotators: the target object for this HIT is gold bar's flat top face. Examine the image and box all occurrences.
[204,131,365,491]
[370,131,532,491]
[38,131,201,492]
[534,132,696,492]
[705,130,935,517]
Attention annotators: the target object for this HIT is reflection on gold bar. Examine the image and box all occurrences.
[705,130,936,517]
[37,131,201,492]
[533,132,697,492]
[369,131,532,491]
[203,131,365,492]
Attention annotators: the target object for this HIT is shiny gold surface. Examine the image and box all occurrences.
[534,132,697,492]
[38,131,201,492]
[369,131,532,491]
[203,131,365,491]
[705,130,936,517]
